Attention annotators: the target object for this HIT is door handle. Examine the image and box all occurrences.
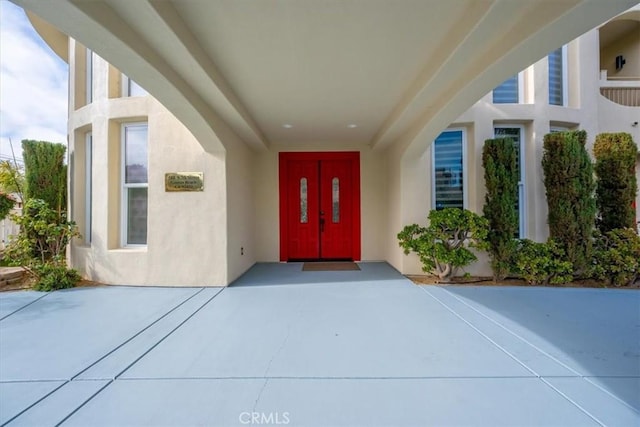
[320,218,325,232]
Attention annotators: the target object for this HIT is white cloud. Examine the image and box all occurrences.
[0,0,68,162]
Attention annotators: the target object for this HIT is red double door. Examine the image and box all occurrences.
[279,152,360,261]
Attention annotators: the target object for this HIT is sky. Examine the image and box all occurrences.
[0,0,68,163]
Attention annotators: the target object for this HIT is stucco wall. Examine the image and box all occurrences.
[395,30,639,277]
[69,43,229,286]
[600,21,640,79]
[225,134,256,283]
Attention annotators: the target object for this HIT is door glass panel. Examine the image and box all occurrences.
[300,178,307,223]
[332,177,339,223]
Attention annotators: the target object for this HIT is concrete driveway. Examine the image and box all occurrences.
[0,262,638,426]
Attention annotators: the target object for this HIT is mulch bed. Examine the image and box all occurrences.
[406,275,640,289]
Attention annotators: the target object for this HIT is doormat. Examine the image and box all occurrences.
[302,262,360,271]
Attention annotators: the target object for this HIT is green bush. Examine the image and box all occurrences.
[592,228,640,287]
[32,263,81,292]
[22,140,67,214]
[4,198,81,291]
[593,133,638,233]
[482,138,519,280]
[513,239,573,285]
[0,192,15,220]
[542,130,595,273]
[398,208,488,281]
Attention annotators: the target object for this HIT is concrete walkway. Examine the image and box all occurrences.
[0,262,638,426]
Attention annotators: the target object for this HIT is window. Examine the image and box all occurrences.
[494,126,525,238]
[122,123,148,246]
[493,74,520,104]
[300,178,308,223]
[86,48,93,104]
[548,46,568,106]
[432,130,465,210]
[332,177,340,223]
[85,132,92,245]
[122,75,147,97]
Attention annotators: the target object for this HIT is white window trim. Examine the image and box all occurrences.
[86,49,93,104]
[121,74,133,97]
[121,122,148,248]
[85,132,92,245]
[517,72,525,104]
[494,125,526,238]
[561,45,569,107]
[120,73,129,98]
[431,128,467,210]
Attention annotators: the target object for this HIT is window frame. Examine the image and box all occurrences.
[431,128,467,210]
[494,124,526,238]
[85,132,92,245]
[120,122,149,247]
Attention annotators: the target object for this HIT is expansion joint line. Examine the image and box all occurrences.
[114,287,226,380]
[0,292,50,321]
[54,380,114,427]
[418,286,606,427]
[439,287,640,415]
[0,381,69,427]
[0,287,215,426]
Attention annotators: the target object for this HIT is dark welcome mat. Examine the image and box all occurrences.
[302,262,361,272]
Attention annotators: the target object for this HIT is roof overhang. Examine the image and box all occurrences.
[16,0,640,155]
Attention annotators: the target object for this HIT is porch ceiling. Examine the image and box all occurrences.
[17,0,639,153]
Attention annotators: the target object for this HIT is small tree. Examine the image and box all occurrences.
[0,160,25,196]
[4,199,80,291]
[398,208,488,281]
[482,138,519,280]
[542,130,595,273]
[593,133,638,233]
[22,140,67,214]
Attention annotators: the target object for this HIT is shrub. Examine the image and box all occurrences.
[593,133,638,233]
[398,208,488,281]
[22,140,67,214]
[4,199,81,291]
[542,130,595,273]
[513,239,573,285]
[482,138,519,280]
[32,263,81,292]
[0,192,15,220]
[592,228,640,287]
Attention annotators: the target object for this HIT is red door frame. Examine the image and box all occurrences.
[279,152,361,261]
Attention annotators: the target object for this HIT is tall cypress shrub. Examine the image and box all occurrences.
[21,140,67,214]
[483,138,519,281]
[542,130,595,273]
[593,133,638,233]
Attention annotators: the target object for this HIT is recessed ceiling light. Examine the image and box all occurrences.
[347,124,358,128]
[282,124,293,129]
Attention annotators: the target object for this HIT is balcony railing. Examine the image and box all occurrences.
[599,71,640,107]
